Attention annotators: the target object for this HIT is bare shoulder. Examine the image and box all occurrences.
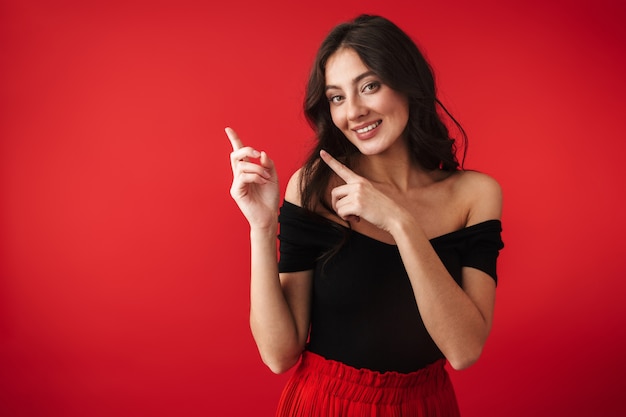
[455,170,502,194]
[454,170,502,225]
[284,167,305,206]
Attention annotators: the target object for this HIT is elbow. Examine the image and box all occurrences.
[447,326,492,370]
[262,352,301,374]
[266,361,296,375]
[447,346,483,371]
[448,356,478,371]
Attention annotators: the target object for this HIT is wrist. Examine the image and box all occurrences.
[250,223,278,239]
[388,210,421,239]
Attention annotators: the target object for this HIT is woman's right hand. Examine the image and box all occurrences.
[226,127,280,229]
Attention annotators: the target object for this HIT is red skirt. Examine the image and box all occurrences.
[276,351,460,417]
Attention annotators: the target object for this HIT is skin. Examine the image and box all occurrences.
[226,47,502,373]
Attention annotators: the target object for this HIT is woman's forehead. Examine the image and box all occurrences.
[325,48,371,87]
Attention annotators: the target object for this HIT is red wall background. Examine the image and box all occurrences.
[1,0,625,416]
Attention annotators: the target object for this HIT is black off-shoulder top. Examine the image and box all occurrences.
[278,200,504,373]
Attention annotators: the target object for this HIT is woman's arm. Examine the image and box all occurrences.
[226,128,311,373]
[249,173,313,373]
[389,173,502,370]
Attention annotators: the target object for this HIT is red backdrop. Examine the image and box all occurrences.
[1,0,625,416]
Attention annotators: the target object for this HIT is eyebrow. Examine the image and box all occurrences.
[325,70,377,92]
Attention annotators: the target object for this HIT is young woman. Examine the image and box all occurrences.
[226,14,504,417]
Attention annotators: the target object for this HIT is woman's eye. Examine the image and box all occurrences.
[328,95,344,104]
[363,82,380,93]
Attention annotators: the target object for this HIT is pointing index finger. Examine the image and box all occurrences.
[320,150,360,183]
[225,127,244,151]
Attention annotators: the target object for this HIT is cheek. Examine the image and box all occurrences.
[380,92,410,121]
[400,109,410,129]
[329,107,344,129]
[388,101,410,129]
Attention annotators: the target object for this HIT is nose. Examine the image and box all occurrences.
[346,96,367,121]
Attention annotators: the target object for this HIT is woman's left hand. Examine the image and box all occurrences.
[320,150,402,232]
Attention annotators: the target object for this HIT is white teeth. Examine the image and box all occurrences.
[356,121,380,134]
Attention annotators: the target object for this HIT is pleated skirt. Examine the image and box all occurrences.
[276,351,460,417]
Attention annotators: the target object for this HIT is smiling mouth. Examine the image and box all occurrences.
[355,120,381,134]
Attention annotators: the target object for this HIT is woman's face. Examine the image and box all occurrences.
[324,47,409,156]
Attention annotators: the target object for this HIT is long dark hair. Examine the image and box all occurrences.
[300,14,467,213]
